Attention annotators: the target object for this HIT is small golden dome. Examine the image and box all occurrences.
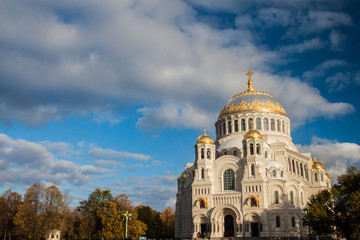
[325,173,330,179]
[244,129,262,140]
[196,127,214,144]
[178,172,187,179]
[310,157,325,170]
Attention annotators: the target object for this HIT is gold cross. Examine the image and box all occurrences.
[203,126,207,135]
[245,69,254,91]
[246,69,254,78]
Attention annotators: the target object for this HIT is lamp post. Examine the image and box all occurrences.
[123,211,132,239]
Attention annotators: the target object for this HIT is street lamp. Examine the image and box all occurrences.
[123,211,132,239]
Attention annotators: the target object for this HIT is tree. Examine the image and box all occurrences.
[77,188,113,239]
[333,166,360,239]
[160,206,175,239]
[303,189,335,235]
[14,183,45,240]
[41,185,64,236]
[1,189,22,240]
[135,205,156,238]
[303,166,360,240]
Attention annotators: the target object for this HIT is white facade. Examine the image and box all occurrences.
[175,72,330,239]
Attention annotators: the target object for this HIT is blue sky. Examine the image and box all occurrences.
[0,0,360,211]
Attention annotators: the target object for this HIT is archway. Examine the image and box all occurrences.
[224,215,234,237]
[244,213,260,237]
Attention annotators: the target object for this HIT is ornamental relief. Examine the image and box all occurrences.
[219,99,287,119]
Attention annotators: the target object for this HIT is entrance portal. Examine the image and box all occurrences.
[224,215,234,237]
[251,222,259,237]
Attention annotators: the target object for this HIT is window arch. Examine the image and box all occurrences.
[233,150,238,156]
[249,143,254,155]
[251,164,255,176]
[292,159,295,173]
[291,217,296,228]
[290,191,294,204]
[201,168,204,179]
[223,169,235,190]
[228,121,232,133]
[199,199,206,208]
[241,119,246,131]
[222,122,226,135]
[256,118,261,130]
[275,191,279,204]
[263,118,269,130]
[321,173,324,181]
[201,149,204,159]
[234,120,239,132]
[315,173,318,182]
[248,118,253,130]
[207,149,210,159]
[250,197,258,207]
[272,170,276,177]
[300,163,304,176]
[276,216,281,228]
[265,151,268,158]
[281,171,284,177]
[256,143,261,155]
[270,119,275,131]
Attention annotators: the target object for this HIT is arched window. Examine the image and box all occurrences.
[251,164,255,176]
[199,199,205,208]
[275,191,279,204]
[222,122,226,135]
[201,149,204,159]
[292,159,295,173]
[256,118,261,130]
[288,158,291,172]
[234,120,239,132]
[321,173,324,181]
[207,149,210,159]
[223,169,235,190]
[270,119,275,131]
[250,143,254,155]
[281,171,284,177]
[228,121,232,133]
[263,118,269,130]
[265,151,268,158]
[201,168,205,179]
[233,150,238,156]
[277,119,281,132]
[290,191,294,204]
[276,216,281,228]
[248,118,253,130]
[314,173,318,182]
[256,143,261,155]
[224,151,227,155]
[272,170,276,177]
[292,217,296,227]
[250,197,257,207]
[241,119,246,131]
[300,163,304,176]
[305,165,309,179]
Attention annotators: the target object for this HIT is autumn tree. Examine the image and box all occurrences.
[0,189,22,240]
[135,205,157,238]
[160,206,175,239]
[77,188,113,239]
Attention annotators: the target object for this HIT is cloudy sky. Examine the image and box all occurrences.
[0,0,359,210]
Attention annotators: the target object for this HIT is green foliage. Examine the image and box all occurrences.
[303,166,360,239]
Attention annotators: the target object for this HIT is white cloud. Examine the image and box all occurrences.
[279,38,324,54]
[326,72,351,92]
[302,59,348,81]
[0,0,354,130]
[299,136,360,183]
[89,147,151,161]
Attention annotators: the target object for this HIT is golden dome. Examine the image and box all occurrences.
[310,156,325,170]
[178,172,187,179]
[325,173,330,179]
[218,70,286,120]
[196,127,214,144]
[244,129,263,140]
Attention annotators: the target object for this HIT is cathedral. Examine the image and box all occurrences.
[175,70,331,239]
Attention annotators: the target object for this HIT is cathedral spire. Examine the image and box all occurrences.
[246,69,254,91]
